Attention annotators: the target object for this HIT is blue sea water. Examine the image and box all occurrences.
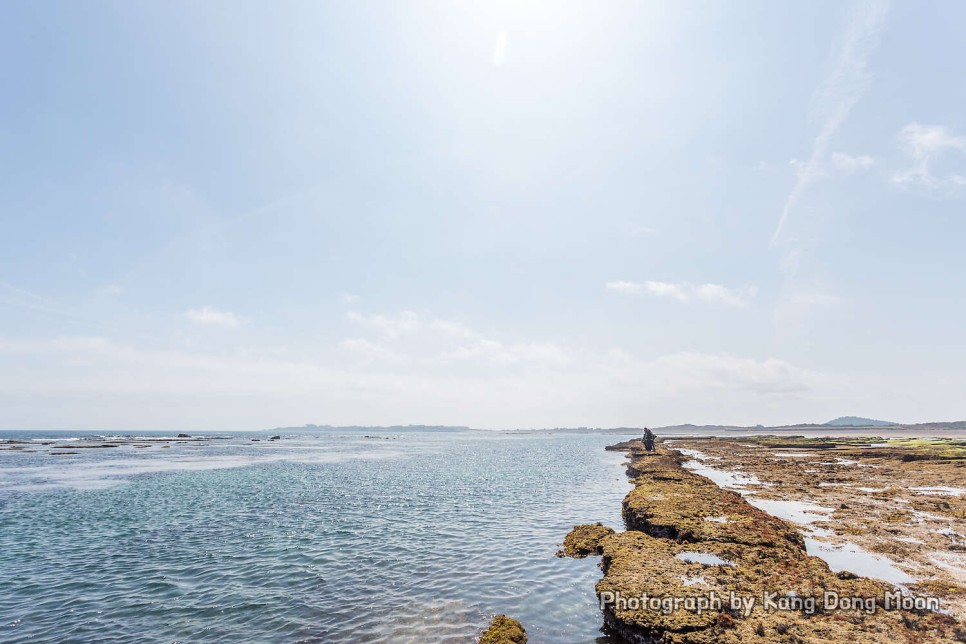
[0,430,634,643]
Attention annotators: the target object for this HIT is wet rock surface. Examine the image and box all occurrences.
[565,440,965,643]
[0,434,237,455]
[478,614,527,643]
[558,523,616,558]
[666,436,966,622]
[621,451,804,550]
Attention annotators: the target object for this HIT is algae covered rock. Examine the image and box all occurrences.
[587,443,966,643]
[558,523,616,558]
[479,615,527,644]
[622,473,805,549]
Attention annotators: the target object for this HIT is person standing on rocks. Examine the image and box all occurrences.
[642,427,655,452]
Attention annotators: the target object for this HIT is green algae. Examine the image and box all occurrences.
[883,437,966,460]
[479,615,527,644]
[558,523,616,558]
[912,579,966,599]
[733,435,966,461]
[622,461,805,550]
[579,443,966,643]
[746,435,875,447]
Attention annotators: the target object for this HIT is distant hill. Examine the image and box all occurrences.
[647,419,966,436]
[824,416,897,427]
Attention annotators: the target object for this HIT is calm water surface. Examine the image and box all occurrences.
[0,430,634,643]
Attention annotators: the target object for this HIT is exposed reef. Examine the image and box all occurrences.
[564,440,965,643]
[732,435,966,461]
[664,435,966,621]
[620,451,803,550]
[557,523,616,558]
[478,614,527,644]
[0,434,236,455]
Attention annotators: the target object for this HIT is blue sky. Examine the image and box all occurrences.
[2,0,965,430]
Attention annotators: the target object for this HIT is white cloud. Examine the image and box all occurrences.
[630,225,657,237]
[346,310,419,340]
[96,284,124,296]
[893,122,966,191]
[0,333,844,430]
[692,283,758,307]
[604,280,645,295]
[339,337,404,363]
[606,280,757,307]
[772,0,888,244]
[772,280,844,336]
[345,310,579,372]
[428,318,483,341]
[342,293,360,304]
[641,281,690,301]
[653,352,819,395]
[831,152,875,172]
[2,281,44,303]
[184,306,245,328]
[344,311,574,369]
[785,290,842,308]
[492,30,508,66]
[0,282,93,325]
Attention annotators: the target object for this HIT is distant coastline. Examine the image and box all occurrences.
[8,419,966,438]
[267,420,966,437]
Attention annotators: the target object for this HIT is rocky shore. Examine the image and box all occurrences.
[561,439,965,643]
[664,436,966,621]
[478,615,527,643]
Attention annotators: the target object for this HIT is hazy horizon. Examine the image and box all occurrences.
[3,1,965,430]
[5,415,964,434]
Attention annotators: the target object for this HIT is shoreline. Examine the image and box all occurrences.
[664,435,966,621]
[560,438,965,642]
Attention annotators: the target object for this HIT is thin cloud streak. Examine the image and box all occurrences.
[492,30,508,66]
[893,122,966,191]
[184,306,245,328]
[771,0,889,247]
[830,152,875,172]
[606,280,757,307]
[0,332,840,430]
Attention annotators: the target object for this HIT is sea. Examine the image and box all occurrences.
[0,429,635,643]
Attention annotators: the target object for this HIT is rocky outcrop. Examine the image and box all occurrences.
[621,453,804,550]
[558,523,616,558]
[567,440,964,643]
[479,615,527,644]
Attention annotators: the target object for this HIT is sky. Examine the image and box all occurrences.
[2,0,965,430]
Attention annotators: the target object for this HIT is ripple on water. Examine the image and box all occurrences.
[0,432,633,643]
